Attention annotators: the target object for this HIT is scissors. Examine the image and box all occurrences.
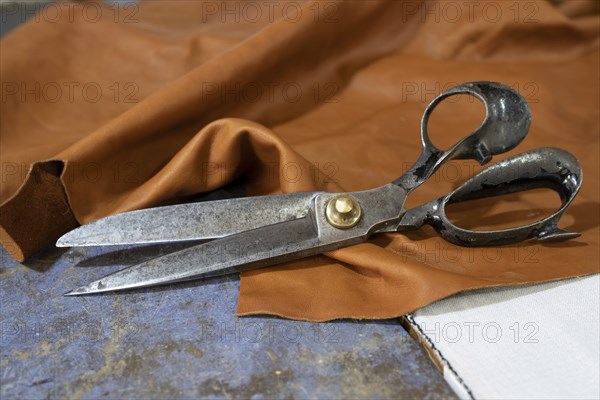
[57,81,582,296]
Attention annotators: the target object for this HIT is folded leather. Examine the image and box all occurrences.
[1,0,598,320]
[0,161,78,262]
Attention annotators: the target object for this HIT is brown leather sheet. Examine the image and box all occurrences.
[1,0,598,321]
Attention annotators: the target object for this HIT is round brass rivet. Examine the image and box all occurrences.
[325,194,362,229]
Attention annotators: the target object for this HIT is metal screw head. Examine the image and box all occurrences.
[325,194,362,229]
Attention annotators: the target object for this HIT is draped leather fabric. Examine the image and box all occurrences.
[1,0,598,321]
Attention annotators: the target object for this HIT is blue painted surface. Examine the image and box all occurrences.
[0,244,455,398]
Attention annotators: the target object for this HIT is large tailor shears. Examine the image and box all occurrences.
[57,81,582,295]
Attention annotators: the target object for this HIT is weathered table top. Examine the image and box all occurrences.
[1,244,455,399]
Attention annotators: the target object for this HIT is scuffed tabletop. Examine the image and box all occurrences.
[0,245,455,399]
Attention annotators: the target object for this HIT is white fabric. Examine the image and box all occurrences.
[410,274,600,400]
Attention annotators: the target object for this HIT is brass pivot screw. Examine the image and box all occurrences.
[325,194,362,229]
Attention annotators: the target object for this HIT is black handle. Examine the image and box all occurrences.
[398,148,582,246]
[393,81,531,192]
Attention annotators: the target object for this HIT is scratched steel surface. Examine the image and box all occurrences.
[0,244,456,399]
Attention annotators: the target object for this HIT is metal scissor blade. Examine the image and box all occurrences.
[56,192,316,247]
[64,184,408,295]
[65,215,329,295]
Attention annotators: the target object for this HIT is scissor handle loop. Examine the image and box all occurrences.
[399,148,582,245]
[394,81,531,192]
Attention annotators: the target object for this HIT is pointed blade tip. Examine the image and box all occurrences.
[63,283,104,296]
[56,229,84,247]
[63,286,105,296]
[55,237,71,248]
